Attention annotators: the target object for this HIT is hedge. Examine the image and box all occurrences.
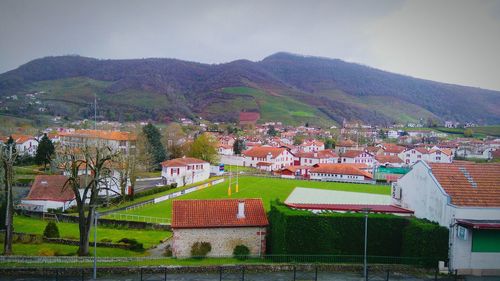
[267,201,448,267]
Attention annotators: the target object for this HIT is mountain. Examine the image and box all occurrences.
[0,52,499,126]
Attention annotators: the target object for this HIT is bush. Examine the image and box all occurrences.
[100,238,112,243]
[267,200,448,267]
[118,238,144,251]
[233,245,250,260]
[43,221,60,238]
[38,248,56,256]
[191,242,212,258]
[164,245,173,257]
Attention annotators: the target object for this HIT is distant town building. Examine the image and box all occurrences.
[242,146,294,171]
[59,129,136,154]
[239,112,260,128]
[0,134,38,156]
[309,163,374,183]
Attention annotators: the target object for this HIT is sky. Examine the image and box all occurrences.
[1,0,500,91]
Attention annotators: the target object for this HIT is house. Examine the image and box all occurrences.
[171,199,269,257]
[217,144,234,156]
[298,139,325,152]
[335,139,360,154]
[382,144,406,156]
[375,155,404,168]
[59,129,137,155]
[398,148,429,165]
[309,163,374,183]
[20,175,76,212]
[242,146,294,171]
[392,161,500,275]
[399,147,453,165]
[161,157,210,187]
[0,134,38,156]
[340,150,375,168]
[428,148,453,163]
[294,149,338,166]
[280,165,311,179]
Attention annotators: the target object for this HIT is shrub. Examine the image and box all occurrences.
[118,237,144,251]
[233,245,250,260]
[43,221,60,238]
[191,242,212,258]
[38,248,56,256]
[100,238,112,243]
[164,245,173,257]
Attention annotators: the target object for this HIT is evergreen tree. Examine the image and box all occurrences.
[35,133,55,170]
[324,138,335,149]
[142,123,167,170]
[6,137,16,154]
[233,139,246,155]
[267,125,277,137]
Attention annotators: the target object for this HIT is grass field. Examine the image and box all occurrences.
[13,216,171,249]
[118,176,390,220]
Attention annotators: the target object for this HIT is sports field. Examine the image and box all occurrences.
[117,176,390,220]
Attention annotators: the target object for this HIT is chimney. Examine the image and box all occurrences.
[237,200,245,219]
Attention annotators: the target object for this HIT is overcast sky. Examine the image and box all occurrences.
[1,0,500,90]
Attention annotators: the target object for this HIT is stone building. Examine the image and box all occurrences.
[171,199,269,258]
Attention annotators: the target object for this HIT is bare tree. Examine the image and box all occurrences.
[116,150,137,198]
[1,143,18,255]
[59,145,119,256]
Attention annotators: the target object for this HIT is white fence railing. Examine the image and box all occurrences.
[153,178,225,204]
[105,213,170,224]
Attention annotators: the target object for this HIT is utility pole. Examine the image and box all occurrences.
[93,209,99,279]
[362,208,371,281]
[94,93,97,130]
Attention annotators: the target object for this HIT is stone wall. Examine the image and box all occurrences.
[172,227,266,258]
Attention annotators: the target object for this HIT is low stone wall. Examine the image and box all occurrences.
[0,263,438,277]
[43,237,132,250]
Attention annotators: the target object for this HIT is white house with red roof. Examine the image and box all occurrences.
[280,165,311,179]
[375,155,404,168]
[0,134,38,156]
[398,147,429,165]
[217,144,234,156]
[392,161,500,275]
[309,163,374,183]
[20,175,76,212]
[399,147,453,165]
[294,149,339,166]
[340,150,375,168]
[242,146,294,171]
[171,199,269,257]
[161,157,210,187]
[298,139,325,152]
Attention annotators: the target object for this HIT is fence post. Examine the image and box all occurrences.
[140,268,143,281]
[164,267,167,281]
[365,266,369,281]
[454,269,458,281]
[55,268,59,281]
[241,265,245,281]
[435,267,438,281]
[386,269,390,281]
[81,267,85,281]
[219,266,223,281]
[293,265,296,281]
[314,266,318,281]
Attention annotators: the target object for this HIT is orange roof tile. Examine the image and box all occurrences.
[243,146,286,158]
[295,149,338,159]
[161,157,207,167]
[59,129,137,141]
[172,199,269,228]
[375,155,403,164]
[430,162,500,207]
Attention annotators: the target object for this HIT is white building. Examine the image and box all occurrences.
[161,157,210,187]
[340,150,375,168]
[242,146,294,171]
[399,148,453,165]
[309,163,374,183]
[392,161,500,275]
[0,134,38,156]
[59,129,137,155]
[298,140,325,152]
[20,175,76,212]
[294,149,339,166]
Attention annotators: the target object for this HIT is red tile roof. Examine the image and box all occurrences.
[384,145,406,154]
[59,129,137,141]
[429,162,500,207]
[25,175,75,202]
[161,157,208,167]
[310,163,373,179]
[243,146,286,158]
[172,199,269,229]
[375,155,403,164]
[342,150,371,158]
[337,139,357,147]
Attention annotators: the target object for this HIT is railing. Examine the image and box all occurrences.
[104,213,170,224]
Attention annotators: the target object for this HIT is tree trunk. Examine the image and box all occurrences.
[77,206,91,256]
[3,160,14,255]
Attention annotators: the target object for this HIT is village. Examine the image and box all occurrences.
[0,112,499,280]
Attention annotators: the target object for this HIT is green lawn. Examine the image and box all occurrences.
[119,176,390,220]
[13,216,171,249]
[0,242,147,257]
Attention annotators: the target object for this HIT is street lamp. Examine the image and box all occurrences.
[362,207,372,281]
